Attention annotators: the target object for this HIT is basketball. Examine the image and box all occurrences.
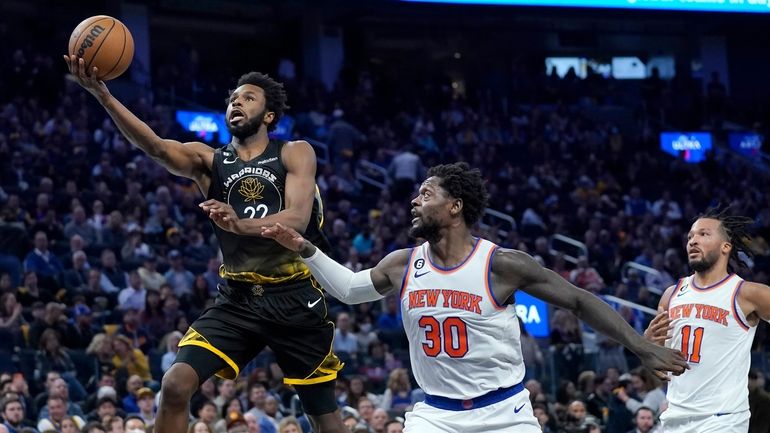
[68,15,134,81]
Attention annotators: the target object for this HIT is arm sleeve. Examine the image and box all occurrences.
[301,247,384,304]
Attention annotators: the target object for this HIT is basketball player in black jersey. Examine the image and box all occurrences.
[65,56,348,433]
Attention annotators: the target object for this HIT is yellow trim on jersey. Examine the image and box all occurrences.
[178,327,240,379]
[219,265,311,285]
[283,323,343,386]
[284,372,338,385]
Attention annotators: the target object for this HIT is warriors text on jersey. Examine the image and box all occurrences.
[400,238,525,399]
[662,273,757,420]
[207,140,329,284]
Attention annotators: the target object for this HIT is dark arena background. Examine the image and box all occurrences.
[1,1,769,433]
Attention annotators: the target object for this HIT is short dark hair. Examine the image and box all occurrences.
[696,206,754,272]
[124,415,145,426]
[634,406,654,418]
[426,162,489,226]
[83,421,106,433]
[1,395,22,412]
[383,420,403,430]
[229,72,289,132]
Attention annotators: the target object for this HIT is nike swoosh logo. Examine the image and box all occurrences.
[514,403,525,413]
[223,157,238,164]
[308,297,322,308]
[677,290,688,297]
[414,271,430,279]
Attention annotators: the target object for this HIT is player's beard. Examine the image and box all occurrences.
[227,109,266,140]
[409,216,442,244]
[688,248,720,273]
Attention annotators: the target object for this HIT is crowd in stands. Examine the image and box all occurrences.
[1,15,770,433]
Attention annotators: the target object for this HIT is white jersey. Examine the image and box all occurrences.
[400,238,525,399]
[662,273,757,421]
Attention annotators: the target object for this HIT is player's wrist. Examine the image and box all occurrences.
[298,241,317,258]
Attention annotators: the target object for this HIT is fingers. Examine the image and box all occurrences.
[652,370,671,382]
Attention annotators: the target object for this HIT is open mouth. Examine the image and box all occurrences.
[229,109,245,124]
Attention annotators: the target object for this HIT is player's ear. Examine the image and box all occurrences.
[263,111,275,126]
[722,241,732,255]
[451,198,463,217]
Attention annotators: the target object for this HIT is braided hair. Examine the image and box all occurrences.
[696,206,754,272]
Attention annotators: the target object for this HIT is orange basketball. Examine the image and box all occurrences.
[68,15,134,81]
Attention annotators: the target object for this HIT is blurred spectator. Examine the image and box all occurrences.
[163,250,194,298]
[569,256,604,293]
[387,146,423,201]
[195,401,217,427]
[369,408,388,433]
[28,302,78,349]
[384,419,403,433]
[63,251,90,292]
[380,368,416,412]
[161,331,183,373]
[33,330,84,397]
[213,380,237,415]
[519,317,544,381]
[112,337,151,382]
[276,416,301,433]
[117,309,150,353]
[748,369,770,433]
[133,388,156,427]
[344,376,381,409]
[2,395,36,433]
[327,109,365,163]
[141,290,166,338]
[123,415,145,433]
[202,258,225,294]
[615,367,666,417]
[137,256,165,292]
[17,272,53,307]
[37,395,85,432]
[121,376,145,415]
[99,250,127,293]
[333,312,358,361]
[83,421,108,433]
[23,232,63,290]
[628,406,656,433]
[118,272,147,312]
[0,292,25,349]
[356,397,375,428]
[189,421,213,433]
[64,206,97,247]
[242,412,260,433]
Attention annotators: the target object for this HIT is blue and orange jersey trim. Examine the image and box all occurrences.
[425,237,482,274]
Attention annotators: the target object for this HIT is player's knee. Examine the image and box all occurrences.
[160,364,198,406]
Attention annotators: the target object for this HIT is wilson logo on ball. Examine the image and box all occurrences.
[76,25,106,57]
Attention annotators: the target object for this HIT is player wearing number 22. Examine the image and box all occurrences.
[257,162,688,433]
[644,210,770,433]
[65,54,347,433]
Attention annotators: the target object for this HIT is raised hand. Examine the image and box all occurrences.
[200,199,240,234]
[62,55,109,101]
[261,223,306,252]
[644,308,673,346]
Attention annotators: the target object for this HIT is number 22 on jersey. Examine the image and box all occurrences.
[418,316,469,358]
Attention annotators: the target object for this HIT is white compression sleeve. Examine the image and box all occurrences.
[301,247,384,304]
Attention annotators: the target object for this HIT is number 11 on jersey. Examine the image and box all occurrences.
[680,325,704,363]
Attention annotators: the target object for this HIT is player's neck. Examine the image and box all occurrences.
[231,130,270,158]
[428,228,475,267]
[693,265,730,287]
